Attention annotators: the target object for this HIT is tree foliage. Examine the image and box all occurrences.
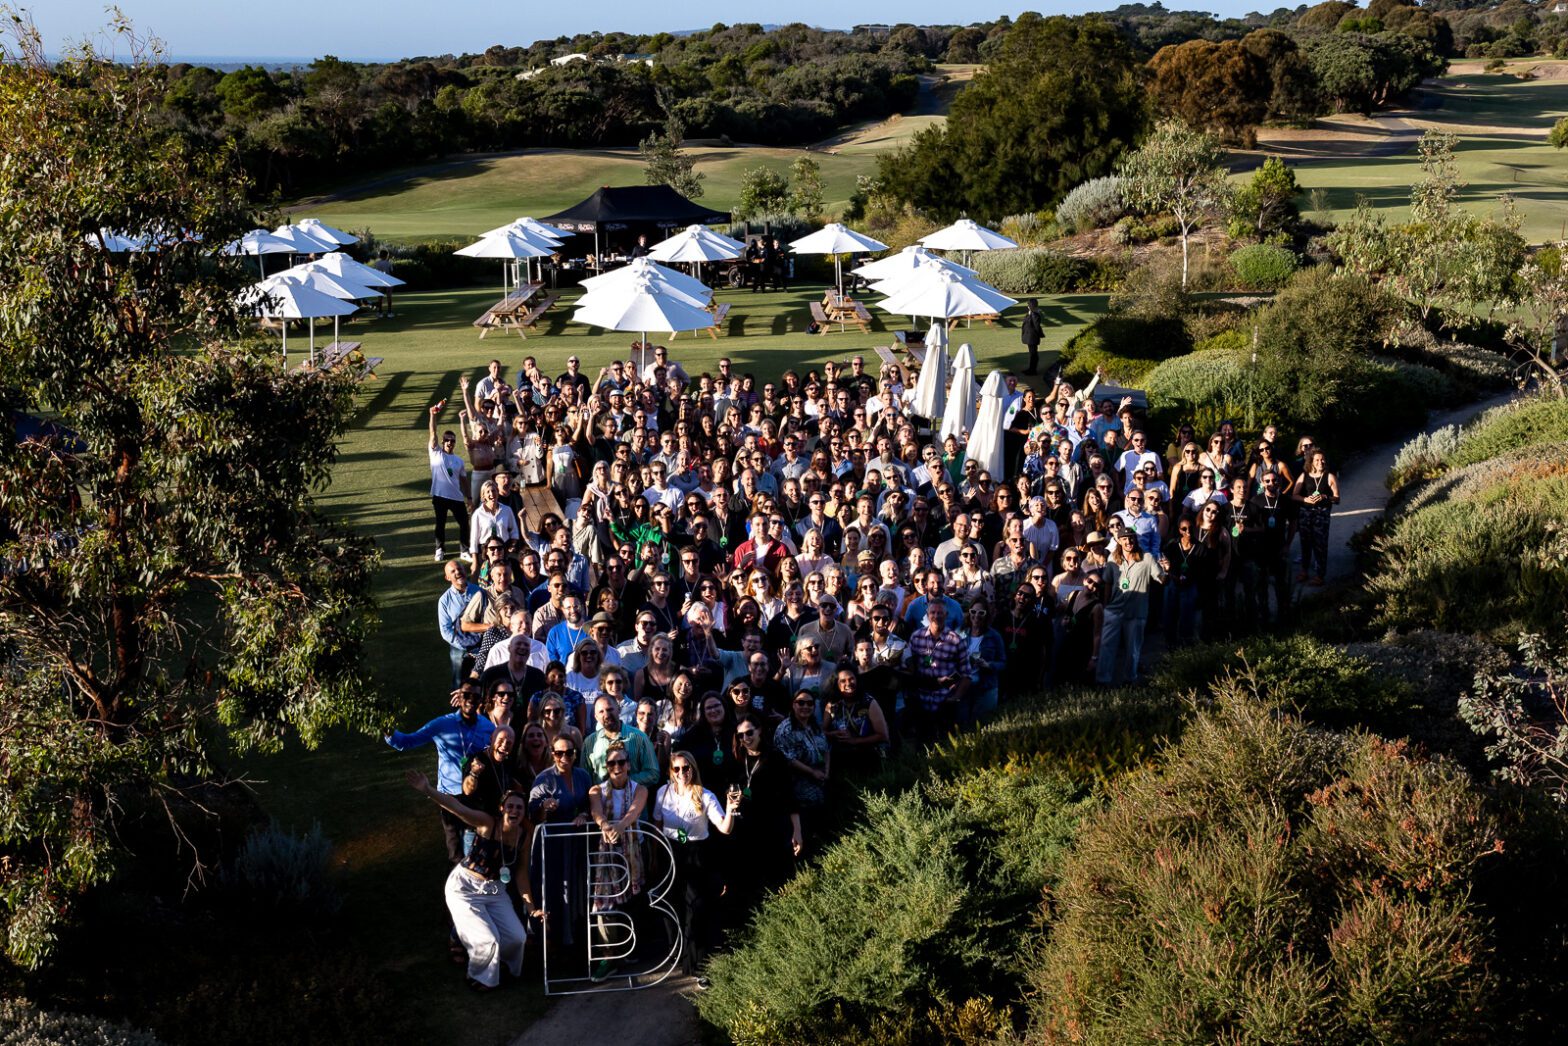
[735,166,790,219]
[639,112,703,198]
[1148,39,1270,144]
[1117,119,1231,289]
[875,13,1148,221]
[1230,156,1302,240]
[1330,130,1526,323]
[788,155,825,221]
[0,21,384,968]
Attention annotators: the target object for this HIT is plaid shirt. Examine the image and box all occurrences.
[908,626,967,710]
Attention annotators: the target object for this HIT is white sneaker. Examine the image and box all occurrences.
[459,551,474,564]
[434,547,445,562]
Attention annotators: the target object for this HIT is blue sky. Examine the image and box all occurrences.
[29,1,1287,62]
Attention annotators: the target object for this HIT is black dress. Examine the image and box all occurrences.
[724,749,798,922]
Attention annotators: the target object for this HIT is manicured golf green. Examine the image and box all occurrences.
[239,279,1101,1041]
[290,146,881,244]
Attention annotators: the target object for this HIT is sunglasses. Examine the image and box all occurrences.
[606,757,629,767]
[552,748,576,757]
[671,766,693,775]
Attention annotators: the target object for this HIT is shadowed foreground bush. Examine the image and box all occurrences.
[1027,684,1505,1045]
[698,767,1090,1046]
[0,1001,165,1045]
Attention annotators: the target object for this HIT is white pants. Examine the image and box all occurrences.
[445,864,527,987]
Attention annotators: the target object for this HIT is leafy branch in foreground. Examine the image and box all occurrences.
[0,15,385,967]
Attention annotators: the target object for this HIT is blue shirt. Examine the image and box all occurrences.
[1117,509,1161,556]
[546,620,591,666]
[386,712,495,795]
[439,582,481,650]
[901,594,965,632]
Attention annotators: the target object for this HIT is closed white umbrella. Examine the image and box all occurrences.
[910,337,949,423]
[965,371,1008,478]
[919,218,1019,253]
[270,223,339,255]
[242,275,356,367]
[788,223,888,298]
[852,244,975,282]
[297,252,404,289]
[456,230,555,297]
[941,342,978,441]
[571,277,718,347]
[296,218,359,246]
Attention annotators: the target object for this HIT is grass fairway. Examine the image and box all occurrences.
[239,281,1103,1043]
[1279,64,1568,244]
[290,145,880,243]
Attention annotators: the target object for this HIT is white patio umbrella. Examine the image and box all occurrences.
[648,224,743,282]
[576,278,711,312]
[486,216,570,242]
[920,218,1018,254]
[86,230,143,252]
[570,276,718,346]
[788,223,888,298]
[852,244,976,282]
[910,337,949,423]
[243,276,357,366]
[455,229,555,296]
[878,264,1018,330]
[221,229,296,277]
[940,342,978,441]
[270,223,339,255]
[265,268,375,347]
[580,257,712,301]
[296,218,358,246]
[965,371,1008,477]
[297,251,404,290]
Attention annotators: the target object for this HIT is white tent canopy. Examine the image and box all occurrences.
[964,370,1008,477]
[296,218,358,246]
[940,342,978,441]
[878,264,1018,321]
[919,218,1018,253]
[297,251,404,289]
[852,244,975,282]
[571,277,717,346]
[269,223,339,254]
[243,275,357,365]
[788,223,888,297]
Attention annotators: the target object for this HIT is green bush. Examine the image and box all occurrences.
[1059,318,1185,385]
[1055,175,1126,234]
[1228,242,1298,290]
[1389,423,1464,493]
[0,1001,166,1045]
[973,248,1086,295]
[225,822,340,918]
[1026,685,1504,1045]
[1449,395,1568,470]
[1370,442,1568,637]
[699,768,1091,1045]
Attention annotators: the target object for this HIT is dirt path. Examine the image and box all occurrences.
[1324,389,1519,583]
[511,975,702,1046]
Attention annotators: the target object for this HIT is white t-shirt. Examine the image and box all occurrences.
[430,447,465,502]
[1023,519,1061,560]
[654,785,727,842]
[483,642,549,672]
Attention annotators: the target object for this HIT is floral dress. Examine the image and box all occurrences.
[590,779,644,913]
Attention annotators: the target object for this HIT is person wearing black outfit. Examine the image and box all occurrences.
[1020,298,1045,375]
[1242,471,1296,626]
[723,712,801,925]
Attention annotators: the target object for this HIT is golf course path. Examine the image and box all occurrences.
[511,974,702,1046]
[1325,388,1519,583]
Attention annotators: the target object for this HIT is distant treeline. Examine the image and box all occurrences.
[147,5,1568,199]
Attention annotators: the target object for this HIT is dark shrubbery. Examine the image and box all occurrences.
[225,822,340,918]
[972,248,1125,296]
[0,1001,167,1045]
[1060,315,1192,384]
[1027,686,1505,1045]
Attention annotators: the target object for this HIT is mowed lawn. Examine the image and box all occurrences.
[1289,66,1568,244]
[289,145,880,243]
[238,280,1104,1043]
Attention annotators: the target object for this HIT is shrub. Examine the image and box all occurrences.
[699,768,1091,1045]
[1026,684,1504,1045]
[1055,175,1126,234]
[1059,315,1190,385]
[973,248,1085,295]
[1228,242,1298,290]
[1449,395,1568,470]
[225,822,340,919]
[1370,442,1568,637]
[0,1001,166,1045]
[1388,423,1463,492]
[997,211,1058,247]
[1142,347,1250,439]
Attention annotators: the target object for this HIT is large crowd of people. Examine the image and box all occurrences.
[385,338,1340,990]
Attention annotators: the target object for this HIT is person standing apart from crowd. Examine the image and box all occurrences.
[1020,298,1045,376]
[1292,449,1339,588]
[405,771,537,991]
[429,403,469,563]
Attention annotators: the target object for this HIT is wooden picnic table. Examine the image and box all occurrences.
[473,282,548,339]
[295,340,384,382]
[669,302,732,340]
[811,293,874,334]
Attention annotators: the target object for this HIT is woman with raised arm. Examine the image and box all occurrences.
[405,770,539,991]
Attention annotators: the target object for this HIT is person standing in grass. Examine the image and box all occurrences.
[428,403,469,563]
